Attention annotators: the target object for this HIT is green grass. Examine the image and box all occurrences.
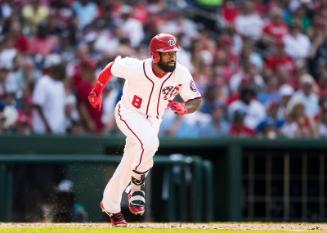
[0,227,326,233]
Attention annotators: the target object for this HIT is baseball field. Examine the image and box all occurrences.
[1,223,327,233]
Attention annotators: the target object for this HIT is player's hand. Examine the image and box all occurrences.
[88,89,102,110]
[168,100,187,115]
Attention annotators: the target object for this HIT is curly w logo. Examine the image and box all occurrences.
[162,84,182,100]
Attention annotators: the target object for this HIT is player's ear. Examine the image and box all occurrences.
[153,52,160,63]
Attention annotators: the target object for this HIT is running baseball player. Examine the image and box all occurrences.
[88,33,202,226]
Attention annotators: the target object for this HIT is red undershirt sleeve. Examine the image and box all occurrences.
[93,62,113,94]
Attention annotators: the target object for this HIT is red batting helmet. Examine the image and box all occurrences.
[149,33,179,63]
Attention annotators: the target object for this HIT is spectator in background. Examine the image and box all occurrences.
[200,102,229,137]
[288,74,319,117]
[27,23,59,57]
[201,85,222,114]
[285,3,312,34]
[215,35,240,74]
[309,28,327,78]
[257,77,279,106]
[16,96,33,135]
[318,104,327,137]
[161,109,208,138]
[93,20,120,57]
[264,39,296,84]
[115,37,136,57]
[0,37,18,71]
[72,0,98,30]
[277,84,294,119]
[281,101,317,138]
[316,70,327,97]
[0,1,13,21]
[52,180,88,222]
[64,79,83,135]
[256,102,285,139]
[1,91,18,133]
[228,86,266,130]
[0,64,10,97]
[229,109,255,137]
[192,32,216,69]
[220,0,240,27]
[229,62,264,94]
[3,16,29,53]
[163,112,208,138]
[10,56,41,101]
[22,0,49,33]
[283,21,311,60]
[32,54,66,134]
[72,58,104,133]
[256,119,277,139]
[261,8,288,47]
[101,80,122,135]
[0,112,4,133]
[240,39,263,71]
[50,1,78,54]
[118,6,144,48]
[235,1,263,41]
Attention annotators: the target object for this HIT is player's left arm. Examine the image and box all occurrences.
[169,68,202,115]
[168,97,201,115]
[184,97,202,113]
[168,67,203,115]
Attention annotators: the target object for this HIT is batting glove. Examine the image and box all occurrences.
[88,89,102,110]
[168,100,188,115]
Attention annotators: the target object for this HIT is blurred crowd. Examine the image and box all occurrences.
[0,0,327,138]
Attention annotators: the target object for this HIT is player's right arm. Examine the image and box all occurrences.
[88,62,113,110]
[88,56,137,110]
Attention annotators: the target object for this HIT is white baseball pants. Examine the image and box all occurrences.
[102,102,161,213]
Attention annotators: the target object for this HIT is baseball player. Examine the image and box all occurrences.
[88,33,202,226]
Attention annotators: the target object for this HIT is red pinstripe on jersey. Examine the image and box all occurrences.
[117,104,144,171]
[143,62,154,118]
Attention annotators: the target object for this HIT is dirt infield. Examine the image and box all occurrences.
[0,223,327,231]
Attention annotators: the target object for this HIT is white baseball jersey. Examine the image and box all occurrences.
[111,56,201,118]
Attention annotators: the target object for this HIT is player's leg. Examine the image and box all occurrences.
[100,136,139,226]
[101,103,158,217]
[117,104,159,216]
[125,118,160,215]
[101,137,138,212]
[127,115,161,189]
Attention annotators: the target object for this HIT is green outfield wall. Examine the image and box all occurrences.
[0,136,327,222]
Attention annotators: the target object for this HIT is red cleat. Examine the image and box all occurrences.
[100,202,127,227]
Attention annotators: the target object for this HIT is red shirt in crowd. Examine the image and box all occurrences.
[27,36,58,56]
[72,72,104,132]
[263,21,288,41]
[15,35,29,53]
[265,53,295,76]
[222,3,239,24]
[229,124,256,137]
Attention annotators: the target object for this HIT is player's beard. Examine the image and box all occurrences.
[157,60,176,73]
